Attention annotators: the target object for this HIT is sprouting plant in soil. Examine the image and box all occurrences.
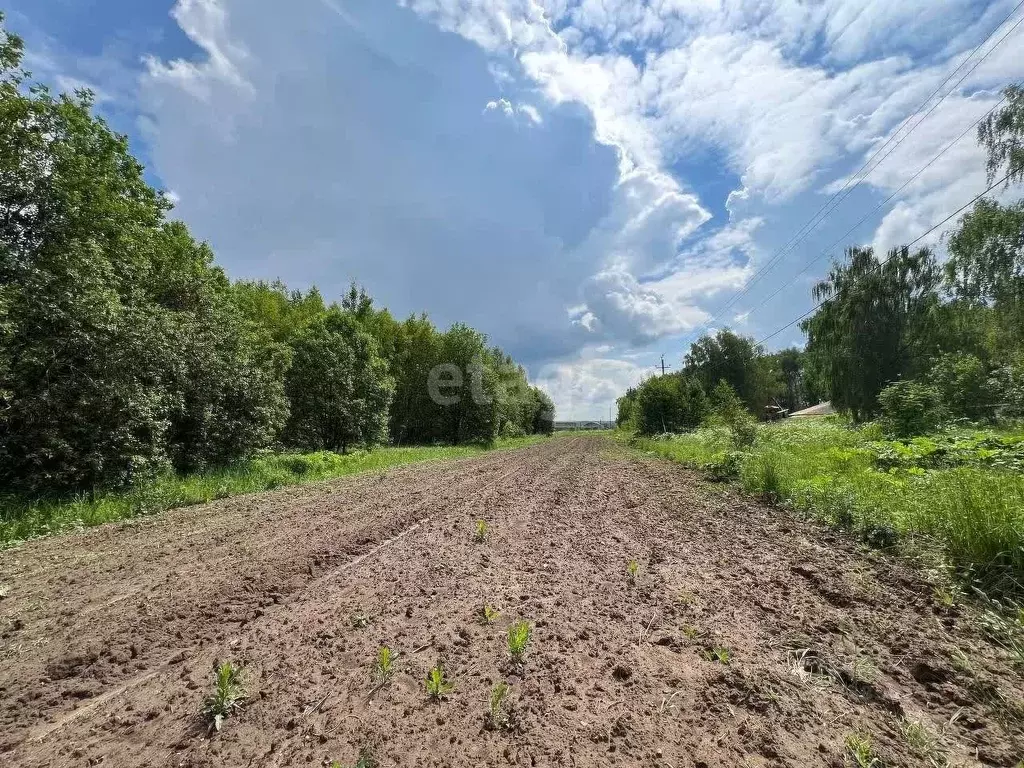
[425,664,454,701]
[330,747,378,768]
[703,646,731,664]
[474,519,488,543]
[508,620,532,662]
[845,732,879,767]
[350,612,371,629]
[202,661,245,731]
[486,681,515,730]
[373,646,397,685]
[627,559,640,583]
[479,603,500,624]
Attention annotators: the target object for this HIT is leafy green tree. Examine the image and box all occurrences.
[616,387,638,429]
[0,24,174,490]
[684,330,779,413]
[634,374,708,435]
[232,280,326,343]
[283,310,393,453]
[436,324,499,445]
[802,246,942,420]
[530,387,555,435]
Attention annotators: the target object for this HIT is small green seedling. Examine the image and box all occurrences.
[681,624,700,640]
[480,604,501,625]
[845,732,879,767]
[704,647,731,664]
[330,747,377,768]
[202,661,245,731]
[373,646,397,685]
[626,560,640,583]
[425,664,455,701]
[487,681,514,730]
[507,620,532,662]
[474,519,489,543]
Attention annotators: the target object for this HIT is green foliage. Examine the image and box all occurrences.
[507,620,532,662]
[926,352,995,420]
[202,661,245,732]
[844,732,879,767]
[424,664,454,701]
[479,604,500,624]
[802,246,942,421]
[284,310,393,454]
[632,374,709,435]
[684,329,781,413]
[626,559,640,583]
[624,420,1024,591]
[474,519,488,543]
[708,381,759,448]
[330,747,378,768]
[372,646,397,686]
[978,84,1024,186]
[703,647,731,664]
[877,380,944,438]
[487,681,514,730]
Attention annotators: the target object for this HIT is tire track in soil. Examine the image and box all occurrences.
[2,436,1022,767]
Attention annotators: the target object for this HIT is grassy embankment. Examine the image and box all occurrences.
[624,419,1024,594]
[0,435,548,547]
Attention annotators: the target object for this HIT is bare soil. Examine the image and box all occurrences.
[1,436,1021,767]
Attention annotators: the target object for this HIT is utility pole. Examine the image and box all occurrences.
[658,354,672,376]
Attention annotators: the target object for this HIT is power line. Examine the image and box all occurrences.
[679,0,1024,341]
[719,2,1024,314]
[741,92,1012,322]
[755,171,1012,346]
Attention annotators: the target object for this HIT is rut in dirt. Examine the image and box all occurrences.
[0,436,1021,768]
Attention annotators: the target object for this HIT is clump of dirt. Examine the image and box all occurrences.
[1,436,1021,767]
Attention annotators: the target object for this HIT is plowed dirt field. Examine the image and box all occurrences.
[1,436,1021,767]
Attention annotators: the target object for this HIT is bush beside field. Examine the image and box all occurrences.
[624,418,1024,592]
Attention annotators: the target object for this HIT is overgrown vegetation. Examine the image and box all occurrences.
[626,419,1024,591]
[0,14,553,531]
[616,84,1024,596]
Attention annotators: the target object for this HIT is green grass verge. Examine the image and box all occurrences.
[621,419,1024,593]
[0,436,549,547]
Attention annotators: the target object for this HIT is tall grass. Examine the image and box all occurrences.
[625,420,1024,590]
[0,436,548,547]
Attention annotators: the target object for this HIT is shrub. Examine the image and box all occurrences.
[878,380,944,437]
[635,374,708,435]
[927,352,994,420]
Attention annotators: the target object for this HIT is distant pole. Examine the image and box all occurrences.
[661,355,668,376]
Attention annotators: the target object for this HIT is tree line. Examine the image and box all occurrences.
[619,85,1024,437]
[0,20,552,495]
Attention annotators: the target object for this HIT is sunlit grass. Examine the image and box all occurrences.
[0,436,548,547]
[623,419,1024,589]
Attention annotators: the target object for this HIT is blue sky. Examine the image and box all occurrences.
[9,0,1024,418]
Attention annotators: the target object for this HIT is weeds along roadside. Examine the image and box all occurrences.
[618,418,1024,605]
[0,435,550,548]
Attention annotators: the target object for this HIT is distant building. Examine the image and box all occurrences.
[553,421,615,431]
[790,402,835,418]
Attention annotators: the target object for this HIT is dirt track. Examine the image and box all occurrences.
[1,436,1021,767]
